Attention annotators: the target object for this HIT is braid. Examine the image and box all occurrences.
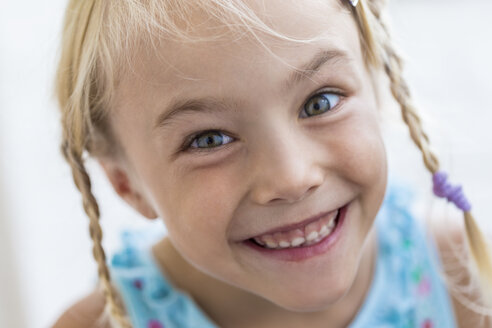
[355,0,492,303]
[62,142,132,328]
[380,30,440,174]
[57,1,133,326]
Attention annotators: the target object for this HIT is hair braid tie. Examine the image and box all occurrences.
[432,171,472,212]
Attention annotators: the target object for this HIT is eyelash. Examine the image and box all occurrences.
[180,89,343,153]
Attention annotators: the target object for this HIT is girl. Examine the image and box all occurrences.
[53,0,492,327]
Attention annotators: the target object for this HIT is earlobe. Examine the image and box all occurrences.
[98,159,158,219]
[133,193,159,219]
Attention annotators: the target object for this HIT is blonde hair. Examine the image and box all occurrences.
[55,0,492,326]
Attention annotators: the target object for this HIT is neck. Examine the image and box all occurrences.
[152,228,378,328]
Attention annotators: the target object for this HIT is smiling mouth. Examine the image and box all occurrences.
[248,207,343,250]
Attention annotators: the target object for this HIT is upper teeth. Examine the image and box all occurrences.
[253,210,338,249]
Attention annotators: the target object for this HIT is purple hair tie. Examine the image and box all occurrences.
[432,171,471,212]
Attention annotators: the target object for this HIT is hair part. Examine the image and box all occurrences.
[55,0,492,326]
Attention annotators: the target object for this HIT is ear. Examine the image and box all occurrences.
[98,159,158,219]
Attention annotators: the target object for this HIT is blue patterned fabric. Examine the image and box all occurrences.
[348,187,457,328]
[110,186,457,328]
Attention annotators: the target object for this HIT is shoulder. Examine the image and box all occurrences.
[52,288,110,328]
[430,216,492,328]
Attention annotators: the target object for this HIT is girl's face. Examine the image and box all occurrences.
[109,0,387,311]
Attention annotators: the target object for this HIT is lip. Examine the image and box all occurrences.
[248,208,340,239]
[243,203,349,262]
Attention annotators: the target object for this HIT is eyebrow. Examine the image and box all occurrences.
[154,49,350,129]
[285,49,349,90]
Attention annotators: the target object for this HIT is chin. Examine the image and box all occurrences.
[266,272,356,313]
[273,291,348,313]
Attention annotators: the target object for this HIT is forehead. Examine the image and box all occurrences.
[114,0,360,113]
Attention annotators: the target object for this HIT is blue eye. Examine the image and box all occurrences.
[189,130,234,149]
[301,92,340,118]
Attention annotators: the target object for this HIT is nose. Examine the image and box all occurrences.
[249,129,325,205]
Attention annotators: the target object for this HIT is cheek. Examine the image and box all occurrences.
[330,107,387,187]
[343,108,388,225]
[320,102,388,226]
[155,163,244,252]
[147,167,243,276]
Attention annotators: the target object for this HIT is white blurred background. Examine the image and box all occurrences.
[1,0,491,327]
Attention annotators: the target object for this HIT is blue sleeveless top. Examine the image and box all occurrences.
[110,187,457,328]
